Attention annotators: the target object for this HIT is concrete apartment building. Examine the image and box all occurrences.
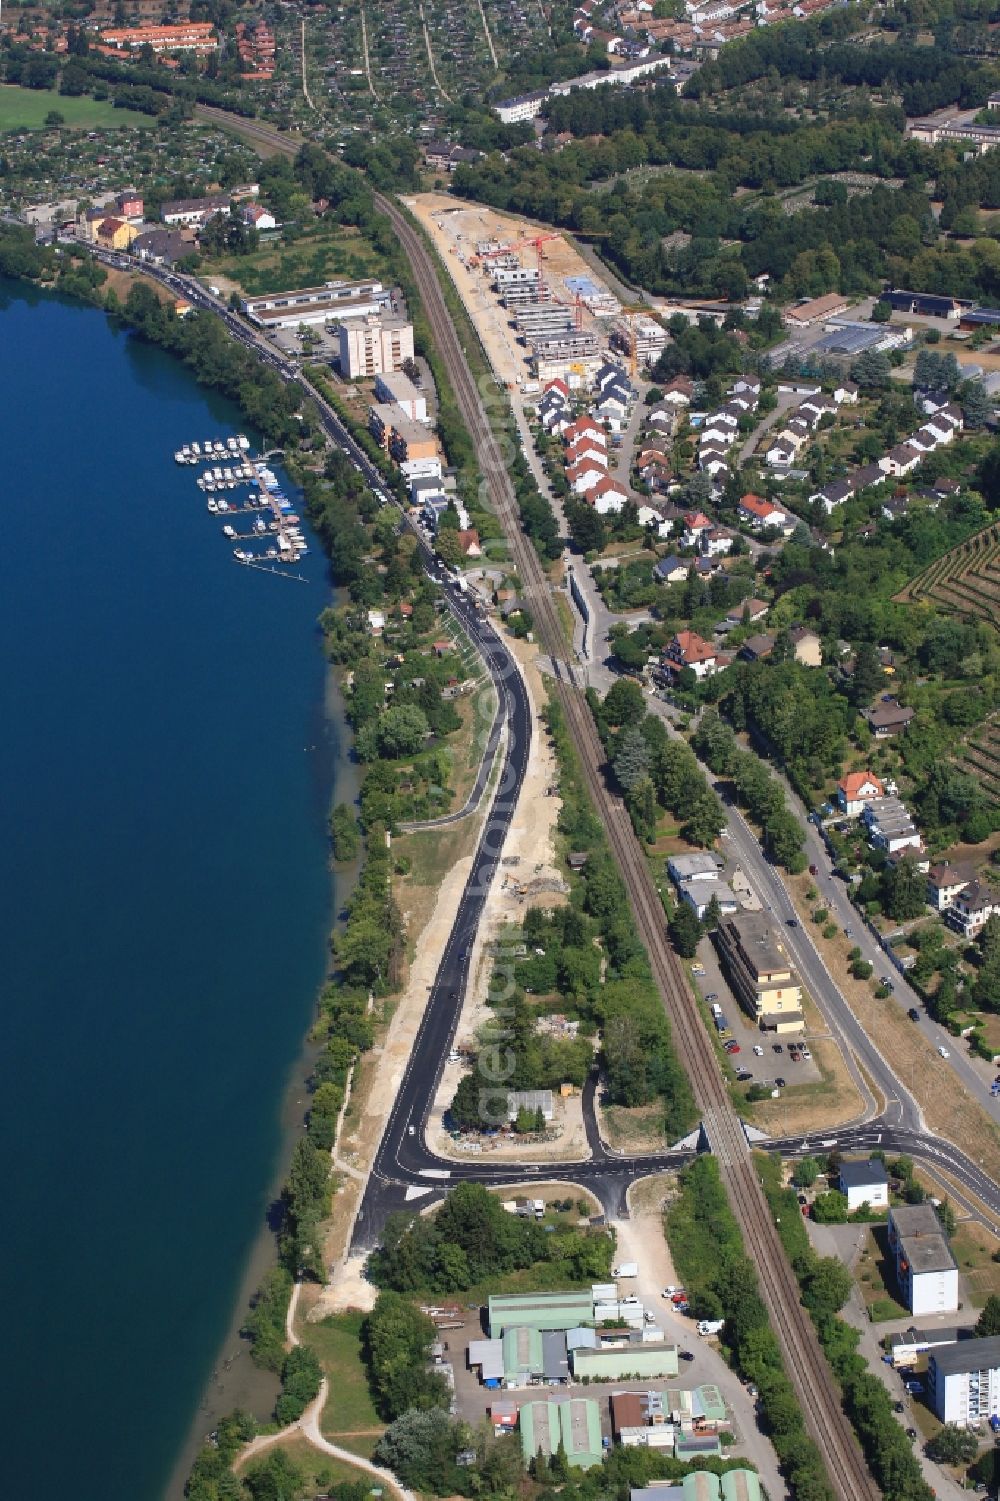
[339,314,414,379]
[374,371,426,423]
[887,1205,959,1315]
[368,405,437,464]
[928,1336,1000,1427]
[714,913,805,1033]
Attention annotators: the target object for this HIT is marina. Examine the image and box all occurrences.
[174,438,309,576]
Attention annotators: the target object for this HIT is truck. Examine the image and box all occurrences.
[697,1319,725,1336]
[612,1261,639,1279]
[710,1002,723,1017]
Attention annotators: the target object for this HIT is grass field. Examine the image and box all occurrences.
[213,225,387,296]
[300,1312,384,1439]
[0,85,152,131]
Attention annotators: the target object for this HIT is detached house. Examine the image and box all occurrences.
[926,864,969,913]
[946,880,1000,939]
[663,630,725,680]
[836,771,884,817]
[739,493,793,532]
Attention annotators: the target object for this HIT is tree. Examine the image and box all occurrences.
[603,677,646,728]
[851,350,892,390]
[883,857,926,922]
[436,528,462,567]
[376,703,430,758]
[244,1450,305,1501]
[669,902,703,958]
[373,1407,462,1490]
[960,379,993,430]
[792,1156,820,1188]
[811,1190,849,1223]
[800,1255,853,1318]
[926,1426,979,1464]
[976,1294,1000,1336]
[849,642,883,707]
[613,725,652,791]
[275,1345,322,1425]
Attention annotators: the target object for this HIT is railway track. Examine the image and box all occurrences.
[372,191,878,1501]
[190,109,878,1498]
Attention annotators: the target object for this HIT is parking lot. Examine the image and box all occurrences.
[687,853,823,1093]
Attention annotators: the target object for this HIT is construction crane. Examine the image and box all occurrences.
[507,233,562,293]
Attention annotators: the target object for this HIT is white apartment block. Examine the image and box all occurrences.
[929,1337,1000,1427]
[888,1206,959,1316]
[339,316,415,380]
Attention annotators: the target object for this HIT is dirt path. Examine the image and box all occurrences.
[235,1279,414,1499]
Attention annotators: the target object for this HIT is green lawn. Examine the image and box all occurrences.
[212,225,387,296]
[0,85,152,131]
[300,1311,384,1438]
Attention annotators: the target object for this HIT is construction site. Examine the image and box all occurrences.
[406,195,665,392]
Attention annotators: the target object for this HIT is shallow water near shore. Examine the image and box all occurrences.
[0,282,349,1501]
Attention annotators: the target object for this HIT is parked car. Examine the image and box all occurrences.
[908,1007,920,1021]
[808,864,818,875]
[705,993,718,1003]
[904,1380,923,1394]
[725,1041,741,1054]
[775,1076,786,1087]
[937,1045,950,1059]
[906,1428,918,1440]
[753,1044,764,1056]
[800,1046,812,1060]
[773,1043,783,1053]
[880,976,894,990]
[679,1349,695,1362]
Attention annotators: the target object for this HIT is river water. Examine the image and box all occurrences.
[0,281,347,1500]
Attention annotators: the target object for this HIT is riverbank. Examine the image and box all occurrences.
[0,280,351,1501]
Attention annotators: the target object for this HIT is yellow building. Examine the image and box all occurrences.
[95,217,139,251]
[714,913,804,1033]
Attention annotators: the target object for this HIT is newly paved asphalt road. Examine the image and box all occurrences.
[97,245,1000,1245]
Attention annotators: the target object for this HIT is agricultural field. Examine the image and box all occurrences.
[898,522,1000,627]
[0,85,152,132]
[955,714,1000,806]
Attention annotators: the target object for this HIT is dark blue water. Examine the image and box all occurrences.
[0,282,343,1500]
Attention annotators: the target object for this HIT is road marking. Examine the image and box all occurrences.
[404,1186,434,1200]
[417,1168,452,1179]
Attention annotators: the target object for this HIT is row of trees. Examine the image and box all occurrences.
[756,1153,935,1500]
[540,696,697,1133]
[666,1157,841,1501]
[691,709,807,872]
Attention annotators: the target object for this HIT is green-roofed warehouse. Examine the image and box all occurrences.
[502,1325,544,1386]
[720,1471,762,1501]
[488,1291,596,1337]
[682,1474,720,1501]
[519,1399,604,1469]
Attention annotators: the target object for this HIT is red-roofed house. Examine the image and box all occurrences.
[567,458,607,494]
[457,529,482,557]
[680,511,713,548]
[836,771,885,817]
[563,417,606,448]
[565,437,608,469]
[739,493,793,531]
[585,476,628,514]
[663,629,723,680]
